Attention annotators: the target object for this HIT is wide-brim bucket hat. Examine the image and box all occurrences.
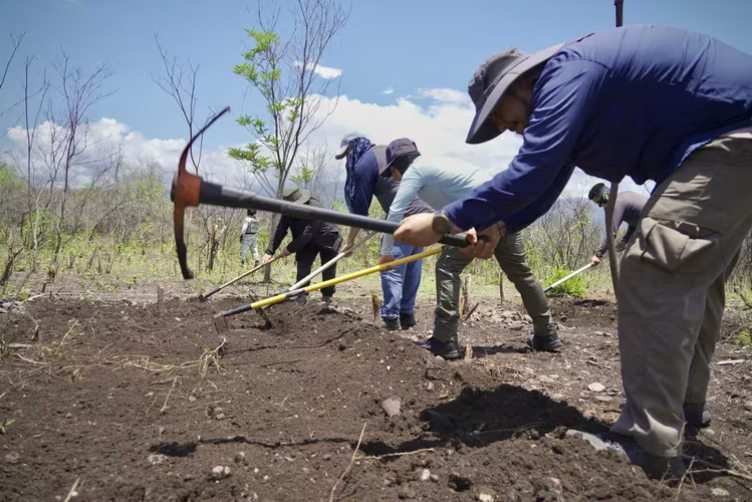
[466,43,563,144]
[282,186,311,205]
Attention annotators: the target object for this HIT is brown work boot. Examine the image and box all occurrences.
[383,317,401,331]
[566,430,687,480]
[415,337,462,360]
[526,333,562,352]
[399,313,416,330]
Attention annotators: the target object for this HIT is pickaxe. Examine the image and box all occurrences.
[170,107,468,281]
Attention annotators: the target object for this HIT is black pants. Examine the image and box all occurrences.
[296,242,340,298]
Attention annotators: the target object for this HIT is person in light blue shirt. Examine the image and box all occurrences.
[393,25,752,479]
[382,138,558,360]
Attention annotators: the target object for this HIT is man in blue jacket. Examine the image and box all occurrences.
[394,25,752,478]
[336,133,432,331]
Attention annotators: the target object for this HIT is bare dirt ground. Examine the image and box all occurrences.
[1,282,751,501]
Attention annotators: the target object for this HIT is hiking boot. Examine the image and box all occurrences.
[683,402,711,428]
[526,333,562,352]
[566,430,687,480]
[383,317,401,331]
[321,296,336,309]
[399,313,416,330]
[415,337,462,360]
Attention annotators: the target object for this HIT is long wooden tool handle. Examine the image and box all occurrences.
[221,246,442,316]
[543,263,593,293]
[200,254,283,301]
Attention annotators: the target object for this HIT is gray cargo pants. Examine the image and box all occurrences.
[612,136,752,458]
[240,233,259,264]
[433,231,555,343]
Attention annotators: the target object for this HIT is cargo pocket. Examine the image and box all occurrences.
[626,217,716,273]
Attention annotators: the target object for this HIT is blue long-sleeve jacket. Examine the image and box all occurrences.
[345,145,431,217]
[445,25,752,232]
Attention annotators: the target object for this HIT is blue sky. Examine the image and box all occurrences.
[1,0,751,192]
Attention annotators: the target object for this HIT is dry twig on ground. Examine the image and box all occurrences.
[329,422,367,502]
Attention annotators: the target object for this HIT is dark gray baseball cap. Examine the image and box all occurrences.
[383,138,419,176]
[466,43,563,145]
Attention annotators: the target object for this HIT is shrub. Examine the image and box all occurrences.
[546,267,587,298]
[736,329,752,348]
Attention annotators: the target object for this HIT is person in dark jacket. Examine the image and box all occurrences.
[587,184,648,266]
[259,187,342,304]
[393,25,752,479]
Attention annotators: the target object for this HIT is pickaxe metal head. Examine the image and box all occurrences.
[171,106,231,279]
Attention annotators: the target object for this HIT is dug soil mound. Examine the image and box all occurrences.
[1,295,750,501]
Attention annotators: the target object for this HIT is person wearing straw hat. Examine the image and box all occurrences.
[393,25,752,479]
[335,133,432,331]
[381,138,559,360]
[259,187,342,305]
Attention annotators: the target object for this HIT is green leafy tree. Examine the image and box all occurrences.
[228,0,347,281]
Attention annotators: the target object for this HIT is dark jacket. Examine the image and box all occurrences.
[595,191,649,257]
[346,145,432,217]
[266,197,341,255]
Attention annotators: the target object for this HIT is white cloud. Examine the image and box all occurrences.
[3,118,243,187]
[382,87,395,95]
[417,88,470,106]
[293,61,343,80]
[2,86,651,205]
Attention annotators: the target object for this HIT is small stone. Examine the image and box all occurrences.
[548,477,562,493]
[4,452,20,464]
[234,451,246,464]
[478,493,495,502]
[425,382,435,392]
[215,413,226,420]
[419,468,431,481]
[743,401,752,412]
[539,375,556,384]
[398,486,416,499]
[211,465,231,479]
[382,397,401,418]
[559,315,568,322]
[594,395,613,402]
[588,382,606,392]
[147,453,167,465]
[711,487,730,497]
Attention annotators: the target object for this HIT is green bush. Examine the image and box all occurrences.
[545,267,587,298]
[736,329,752,347]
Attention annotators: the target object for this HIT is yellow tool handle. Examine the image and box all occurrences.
[250,246,443,310]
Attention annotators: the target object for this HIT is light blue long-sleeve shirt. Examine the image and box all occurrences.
[381,156,491,255]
